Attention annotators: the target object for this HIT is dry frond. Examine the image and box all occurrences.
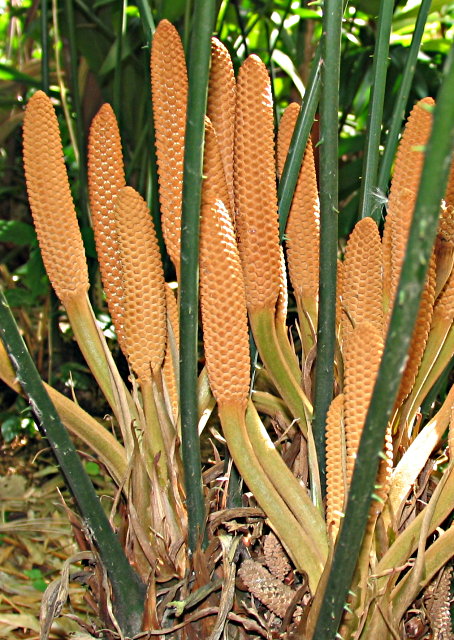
[238,558,302,619]
[325,393,346,541]
[424,565,453,639]
[114,186,167,384]
[344,322,384,484]
[386,98,435,310]
[278,103,320,301]
[263,532,291,581]
[199,195,250,408]
[151,19,187,273]
[87,103,126,347]
[449,405,454,460]
[396,252,436,404]
[341,217,383,343]
[208,37,236,213]
[23,91,89,303]
[234,54,281,312]
[203,117,232,219]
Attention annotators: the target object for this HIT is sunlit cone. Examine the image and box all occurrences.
[151,19,187,273]
[341,217,383,344]
[386,98,434,315]
[325,393,346,541]
[396,252,436,405]
[344,322,384,484]
[163,284,179,423]
[23,91,89,303]
[199,195,250,408]
[203,117,232,219]
[234,55,281,312]
[438,152,454,243]
[336,259,344,336]
[371,424,393,517]
[208,37,236,214]
[88,103,127,348]
[114,186,167,384]
[278,103,320,301]
[434,259,454,323]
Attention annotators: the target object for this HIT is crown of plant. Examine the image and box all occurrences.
[199,195,250,408]
[114,186,167,384]
[278,102,320,301]
[234,54,281,312]
[208,37,236,215]
[22,91,89,303]
[150,19,188,274]
[87,103,127,348]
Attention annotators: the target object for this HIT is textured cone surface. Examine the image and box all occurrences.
[88,103,127,347]
[199,196,250,407]
[397,252,436,404]
[371,424,393,516]
[425,566,453,639]
[336,259,344,334]
[386,98,434,310]
[238,559,301,619]
[278,103,320,300]
[23,91,89,302]
[114,186,167,383]
[344,322,384,484]
[203,117,232,219]
[439,154,454,242]
[325,393,346,541]
[234,55,281,311]
[434,258,454,322]
[276,246,288,326]
[341,217,383,343]
[208,37,236,214]
[163,284,179,422]
[263,532,291,581]
[151,19,187,272]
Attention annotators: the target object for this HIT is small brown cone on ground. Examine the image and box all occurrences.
[23,91,89,303]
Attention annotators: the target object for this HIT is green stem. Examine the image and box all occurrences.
[312,0,343,495]
[136,0,155,42]
[249,307,312,431]
[40,0,49,93]
[179,0,216,550]
[311,49,454,640]
[219,401,322,592]
[246,401,328,559]
[377,0,432,196]
[358,0,394,221]
[0,291,145,637]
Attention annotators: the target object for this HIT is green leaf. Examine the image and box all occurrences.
[24,568,47,593]
[0,220,37,246]
[84,461,101,476]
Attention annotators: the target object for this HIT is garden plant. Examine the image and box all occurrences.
[0,1,454,639]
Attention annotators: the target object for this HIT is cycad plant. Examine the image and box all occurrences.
[0,3,453,639]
